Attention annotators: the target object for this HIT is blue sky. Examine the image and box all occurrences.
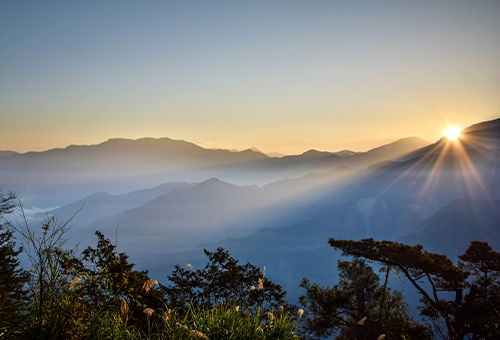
[1,0,499,153]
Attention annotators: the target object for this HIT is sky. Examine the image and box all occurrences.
[1,0,499,154]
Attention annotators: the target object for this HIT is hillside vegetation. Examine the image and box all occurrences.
[1,192,498,339]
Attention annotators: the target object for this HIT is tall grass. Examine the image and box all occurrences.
[110,303,300,339]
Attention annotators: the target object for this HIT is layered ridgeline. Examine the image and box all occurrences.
[7,118,499,303]
[137,118,500,301]
[0,136,428,207]
[0,138,268,206]
[34,182,194,228]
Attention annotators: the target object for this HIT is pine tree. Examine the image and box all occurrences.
[0,192,29,338]
[299,258,432,339]
[329,238,500,340]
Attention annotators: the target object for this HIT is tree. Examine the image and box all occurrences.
[299,258,432,339]
[0,192,29,338]
[329,238,500,340]
[59,231,163,332]
[455,242,499,338]
[164,247,287,311]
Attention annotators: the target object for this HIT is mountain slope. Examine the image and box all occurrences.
[0,137,269,206]
[140,118,500,301]
[40,182,193,228]
[0,136,430,207]
[0,137,269,171]
[207,137,430,184]
[0,151,18,158]
[401,198,500,256]
[76,179,275,256]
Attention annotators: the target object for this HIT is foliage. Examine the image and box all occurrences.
[58,230,164,335]
[120,303,299,340]
[0,192,29,338]
[3,194,497,340]
[299,258,432,339]
[87,310,140,340]
[164,248,287,311]
[43,233,298,339]
[329,238,500,340]
[12,220,297,339]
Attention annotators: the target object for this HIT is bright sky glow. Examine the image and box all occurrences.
[444,127,461,141]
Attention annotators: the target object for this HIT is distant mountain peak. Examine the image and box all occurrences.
[104,137,173,143]
[334,150,358,157]
[239,148,269,157]
[198,177,232,188]
[301,149,332,157]
[100,136,196,148]
[196,177,258,191]
[202,177,224,184]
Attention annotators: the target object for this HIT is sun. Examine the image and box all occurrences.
[444,127,461,140]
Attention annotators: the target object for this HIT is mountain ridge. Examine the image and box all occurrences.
[0,135,431,206]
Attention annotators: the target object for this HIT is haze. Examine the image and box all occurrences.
[1,0,499,153]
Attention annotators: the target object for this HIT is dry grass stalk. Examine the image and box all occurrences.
[257,278,264,290]
[120,299,129,325]
[142,278,159,293]
[162,309,172,322]
[357,316,367,325]
[143,307,154,317]
[191,329,210,339]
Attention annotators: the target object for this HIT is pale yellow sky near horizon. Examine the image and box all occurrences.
[2,111,497,155]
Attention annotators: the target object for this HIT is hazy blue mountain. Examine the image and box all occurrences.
[0,136,429,208]
[0,151,17,158]
[2,138,269,168]
[355,136,430,164]
[139,118,500,302]
[140,193,384,302]
[0,137,269,206]
[205,137,429,184]
[37,182,193,229]
[401,198,500,257]
[11,118,500,305]
[74,178,275,257]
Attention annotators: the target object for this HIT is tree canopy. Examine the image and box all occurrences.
[329,238,500,339]
[164,247,287,311]
[300,258,432,339]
